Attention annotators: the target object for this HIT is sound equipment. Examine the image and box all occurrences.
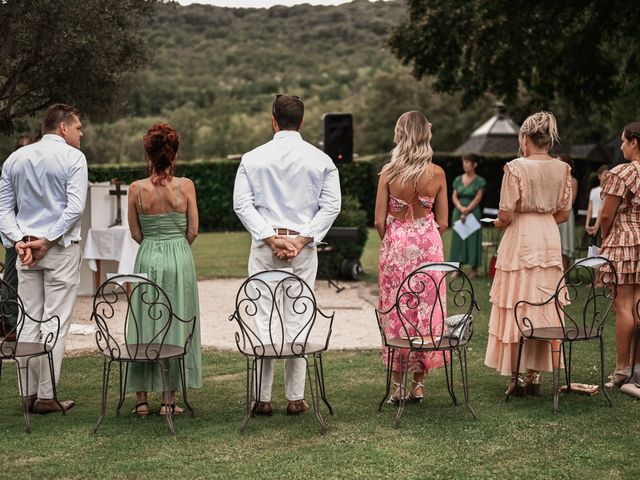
[321,113,353,163]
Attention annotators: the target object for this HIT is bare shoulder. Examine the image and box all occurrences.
[178,176,195,189]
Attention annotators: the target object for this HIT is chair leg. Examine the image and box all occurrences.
[179,357,194,417]
[93,358,112,434]
[394,352,410,429]
[316,353,333,415]
[563,341,572,393]
[159,360,175,435]
[458,347,477,420]
[116,362,128,417]
[551,341,562,414]
[600,336,613,407]
[306,356,326,434]
[506,337,525,402]
[443,350,457,405]
[378,348,395,412]
[16,360,30,433]
[46,352,65,416]
[240,358,255,433]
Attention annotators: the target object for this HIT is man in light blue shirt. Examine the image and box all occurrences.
[0,103,88,415]
[233,95,341,416]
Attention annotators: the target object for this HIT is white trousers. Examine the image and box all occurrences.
[17,244,81,399]
[248,242,317,402]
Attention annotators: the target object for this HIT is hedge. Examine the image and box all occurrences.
[89,152,599,232]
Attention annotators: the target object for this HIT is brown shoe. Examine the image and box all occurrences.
[22,394,37,412]
[286,399,309,415]
[253,401,272,416]
[32,398,75,415]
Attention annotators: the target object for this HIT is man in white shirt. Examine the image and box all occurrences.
[233,95,341,416]
[0,104,88,414]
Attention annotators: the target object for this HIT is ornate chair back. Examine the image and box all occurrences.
[92,275,196,362]
[231,270,333,359]
[377,262,477,351]
[0,278,60,358]
[514,257,617,341]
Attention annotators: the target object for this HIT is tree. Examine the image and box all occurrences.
[0,0,159,134]
[389,0,640,126]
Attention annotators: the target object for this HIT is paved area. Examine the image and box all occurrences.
[66,279,382,354]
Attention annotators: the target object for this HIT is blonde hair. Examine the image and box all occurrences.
[519,111,560,151]
[384,111,433,186]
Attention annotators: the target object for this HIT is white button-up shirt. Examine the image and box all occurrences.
[0,134,88,247]
[233,130,341,246]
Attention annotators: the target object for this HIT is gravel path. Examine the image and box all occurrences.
[66,279,381,354]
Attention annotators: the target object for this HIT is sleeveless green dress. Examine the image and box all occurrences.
[126,189,202,392]
[449,175,487,268]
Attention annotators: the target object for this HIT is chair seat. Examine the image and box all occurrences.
[101,343,186,361]
[0,341,49,358]
[238,342,327,358]
[386,335,468,350]
[522,326,601,341]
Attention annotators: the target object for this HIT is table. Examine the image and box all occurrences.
[83,226,139,290]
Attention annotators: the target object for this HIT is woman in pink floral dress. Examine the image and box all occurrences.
[374,111,449,404]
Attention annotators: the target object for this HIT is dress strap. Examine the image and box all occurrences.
[136,182,145,215]
[175,181,181,211]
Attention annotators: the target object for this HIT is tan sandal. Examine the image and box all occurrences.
[387,382,405,405]
[407,381,424,404]
[132,401,149,418]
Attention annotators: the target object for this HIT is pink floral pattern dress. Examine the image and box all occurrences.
[378,194,447,372]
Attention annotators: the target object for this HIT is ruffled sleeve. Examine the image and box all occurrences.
[556,163,573,212]
[498,162,522,212]
[452,175,462,192]
[602,162,640,198]
[477,176,488,190]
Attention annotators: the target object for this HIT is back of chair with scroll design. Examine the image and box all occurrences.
[510,256,617,413]
[376,262,478,427]
[92,275,196,435]
[230,269,335,433]
[0,278,61,433]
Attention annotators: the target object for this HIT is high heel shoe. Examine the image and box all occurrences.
[407,381,424,404]
[605,370,630,389]
[526,371,541,396]
[505,374,526,397]
[387,382,405,405]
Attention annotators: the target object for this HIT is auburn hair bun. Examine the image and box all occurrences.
[144,123,179,185]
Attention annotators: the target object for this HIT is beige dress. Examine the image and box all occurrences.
[484,158,572,376]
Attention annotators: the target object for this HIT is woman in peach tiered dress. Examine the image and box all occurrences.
[484,112,573,394]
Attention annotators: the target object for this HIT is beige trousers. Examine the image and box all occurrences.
[17,244,81,399]
[248,242,317,402]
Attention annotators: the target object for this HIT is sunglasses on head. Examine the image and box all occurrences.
[272,94,301,115]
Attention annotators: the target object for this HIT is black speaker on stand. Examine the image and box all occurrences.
[321,113,353,163]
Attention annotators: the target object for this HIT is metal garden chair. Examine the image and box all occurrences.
[0,278,62,432]
[376,262,478,428]
[507,256,617,413]
[229,269,335,434]
[91,275,196,435]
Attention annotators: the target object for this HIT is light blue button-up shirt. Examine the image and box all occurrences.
[0,134,88,248]
[233,130,341,246]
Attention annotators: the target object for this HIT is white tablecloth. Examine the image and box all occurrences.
[83,226,139,274]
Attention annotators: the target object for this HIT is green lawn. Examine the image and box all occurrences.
[0,276,639,478]
[192,228,457,283]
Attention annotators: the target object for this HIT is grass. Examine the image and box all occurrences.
[191,228,456,284]
[1,276,639,479]
[2,229,635,478]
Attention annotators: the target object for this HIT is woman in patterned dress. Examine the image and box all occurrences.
[450,154,487,278]
[374,111,449,404]
[599,122,640,388]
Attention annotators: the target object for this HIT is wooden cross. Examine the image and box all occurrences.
[109,180,127,227]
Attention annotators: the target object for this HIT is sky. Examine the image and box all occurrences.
[176,0,351,7]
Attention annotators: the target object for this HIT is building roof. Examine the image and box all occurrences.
[454,102,520,156]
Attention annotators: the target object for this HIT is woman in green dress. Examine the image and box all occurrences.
[126,123,202,416]
[450,154,487,278]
